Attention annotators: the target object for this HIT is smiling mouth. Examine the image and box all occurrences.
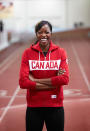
[40,38,48,43]
[40,38,48,42]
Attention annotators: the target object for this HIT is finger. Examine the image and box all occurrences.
[59,70,65,73]
[58,71,66,75]
[60,69,66,72]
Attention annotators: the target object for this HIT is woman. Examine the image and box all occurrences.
[19,20,69,131]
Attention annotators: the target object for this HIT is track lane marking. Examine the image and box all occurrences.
[0,46,21,69]
[0,86,20,122]
[0,97,90,110]
[72,45,90,91]
[0,56,19,75]
[0,95,26,98]
[0,45,25,75]
[0,104,26,110]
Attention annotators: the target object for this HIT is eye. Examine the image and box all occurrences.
[46,31,50,34]
[38,31,42,34]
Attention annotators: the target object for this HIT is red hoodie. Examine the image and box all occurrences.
[19,41,69,107]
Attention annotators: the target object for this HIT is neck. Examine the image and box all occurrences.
[40,43,50,52]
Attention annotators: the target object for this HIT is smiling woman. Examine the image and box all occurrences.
[37,25,51,44]
[19,20,69,131]
[35,21,52,51]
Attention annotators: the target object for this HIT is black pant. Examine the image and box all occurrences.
[26,107,64,131]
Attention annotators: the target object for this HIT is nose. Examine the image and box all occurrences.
[42,32,46,37]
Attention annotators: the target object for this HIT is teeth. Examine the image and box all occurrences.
[41,38,47,41]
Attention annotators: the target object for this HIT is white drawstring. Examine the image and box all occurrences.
[39,51,51,61]
[49,51,51,66]
[49,51,51,61]
[39,52,40,61]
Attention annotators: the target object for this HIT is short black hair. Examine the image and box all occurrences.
[35,20,52,33]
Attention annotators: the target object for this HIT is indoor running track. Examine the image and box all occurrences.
[0,39,90,131]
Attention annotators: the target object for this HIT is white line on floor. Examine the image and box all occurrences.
[0,47,21,69]
[64,98,90,103]
[0,98,90,111]
[0,45,24,75]
[0,56,18,75]
[72,45,90,91]
[0,104,26,110]
[0,95,26,98]
[0,86,20,122]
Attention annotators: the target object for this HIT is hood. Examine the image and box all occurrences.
[31,40,59,53]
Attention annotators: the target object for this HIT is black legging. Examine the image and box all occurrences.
[26,107,64,131]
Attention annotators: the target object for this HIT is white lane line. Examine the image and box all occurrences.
[0,98,90,111]
[72,45,90,91]
[64,98,90,103]
[0,86,20,122]
[0,94,90,99]
[0,95,26,98]
[0,104,26,110]
[0,47,21,69]
[0,56,18,75]
[0,45,24,75]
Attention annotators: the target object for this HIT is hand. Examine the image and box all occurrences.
[57,68,66,76]
[36,83,56,90]
[29,74,34,81]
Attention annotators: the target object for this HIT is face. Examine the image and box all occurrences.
[36,24,52,47]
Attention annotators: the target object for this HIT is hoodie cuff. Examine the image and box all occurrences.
[19,79,36,90]
[51,76,59,87]
[51,75,69,87]
[28,81,36,90]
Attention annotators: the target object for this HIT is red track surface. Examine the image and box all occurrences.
[0,39,90,131]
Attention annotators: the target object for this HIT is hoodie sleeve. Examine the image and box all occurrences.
[19,49,36,90]
[51,48,69,87]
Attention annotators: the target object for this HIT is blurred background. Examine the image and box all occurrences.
[0,0,90,50]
